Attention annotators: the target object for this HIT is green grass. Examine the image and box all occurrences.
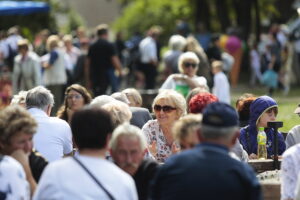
[231,85,300,133]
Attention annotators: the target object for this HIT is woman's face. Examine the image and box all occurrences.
[66,89,85,111]
[182,59,198,77]
[1,131,33,155]
[154,99,180,126]
[257,108,277,128]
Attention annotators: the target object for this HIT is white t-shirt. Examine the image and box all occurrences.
[28,108,73,162]
[0,156,30,200]
[139,36,157,64]
[33,155,138,200]
[212,71,230,104]
[160,74,207,97]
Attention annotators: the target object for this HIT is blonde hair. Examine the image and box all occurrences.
[211,60,223,71]
[178,51,200,73]
[172,114,202,143]
[152,89,186,117]
[102,101,132,127]
[0,105,37,145]
[122,88,142,107]
[46,35,60,51]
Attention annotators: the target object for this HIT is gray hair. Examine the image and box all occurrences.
[91,95,116,107]
[26,86,54,111]
[169,34,187,51]
[102,101,132,127]
[201,125,238,141]
[153,89,186,117]
[111,92,130,105]
[110,123,147,151]
[178,51,200,73]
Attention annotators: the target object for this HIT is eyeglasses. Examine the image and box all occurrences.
[67,94,83,100]
[183,62,197,68]
[154,105,176,113]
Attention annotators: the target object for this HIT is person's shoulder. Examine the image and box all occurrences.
[283,143,300,158]
[289,125,300,133]
[49,116,70,126]
[1,155,24,171]
[104,160,134,181]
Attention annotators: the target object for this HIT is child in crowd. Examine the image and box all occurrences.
[239,95,286,159]
[211,60,230,104]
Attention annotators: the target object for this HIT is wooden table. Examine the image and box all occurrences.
[248,159,282,173]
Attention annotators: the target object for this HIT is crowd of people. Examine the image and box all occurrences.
[0,21,300,200]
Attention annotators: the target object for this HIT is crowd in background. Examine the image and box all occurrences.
[1,20,300,200]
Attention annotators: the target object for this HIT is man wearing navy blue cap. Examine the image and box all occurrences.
[149,102,262,200]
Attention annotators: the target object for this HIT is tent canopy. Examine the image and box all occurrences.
[0,1,50,15]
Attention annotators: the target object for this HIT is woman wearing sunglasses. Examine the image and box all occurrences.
[57,84,92,124]
[160,51,208,97]
[141,90,186,162]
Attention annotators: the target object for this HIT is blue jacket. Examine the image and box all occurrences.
[239,96,286,157]
[150,143,262,200]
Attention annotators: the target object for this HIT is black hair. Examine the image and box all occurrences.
[71,106,114,150]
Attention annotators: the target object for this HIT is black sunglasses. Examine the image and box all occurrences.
[154,105,176,112]
[183,62,197,68]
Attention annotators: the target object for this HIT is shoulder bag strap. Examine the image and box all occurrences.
[73,156,115,200]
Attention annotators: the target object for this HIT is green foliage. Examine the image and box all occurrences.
[62,9,85,34]
[113,0,194,42]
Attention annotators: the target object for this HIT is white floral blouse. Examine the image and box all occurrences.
[142,120,175,163]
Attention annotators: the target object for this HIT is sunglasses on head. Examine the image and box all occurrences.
[154,105,176,112]
[183,62,197,68]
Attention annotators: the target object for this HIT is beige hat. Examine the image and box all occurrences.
[294,104,300,114]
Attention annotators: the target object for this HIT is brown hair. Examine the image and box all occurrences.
[0,105,37,146]
[57,84,92,122]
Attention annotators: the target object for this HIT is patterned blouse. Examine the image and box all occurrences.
[142,120,176,163]
[281,143,300,199]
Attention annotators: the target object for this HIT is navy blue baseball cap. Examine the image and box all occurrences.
[202,102,239,127]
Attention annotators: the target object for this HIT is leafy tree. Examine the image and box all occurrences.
[114,0,296,42]
[113,0,194,42]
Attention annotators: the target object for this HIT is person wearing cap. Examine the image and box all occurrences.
[239,95,286,159]
[12,39,41,94]
[149,102,262,200]
[285,104,300,149]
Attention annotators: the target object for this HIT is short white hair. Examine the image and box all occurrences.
[10,91,28,105]
[169,34,187,51]
[178,51,200,73]
[26,86,54,110]
[110,123,147,151]
[91,95,116,107]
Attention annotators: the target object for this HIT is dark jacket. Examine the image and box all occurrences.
[239,96,286,157]
[150,143,262,200]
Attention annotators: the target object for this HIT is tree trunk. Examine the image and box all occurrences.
[194,0,211,31]
[215,0,230,32]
